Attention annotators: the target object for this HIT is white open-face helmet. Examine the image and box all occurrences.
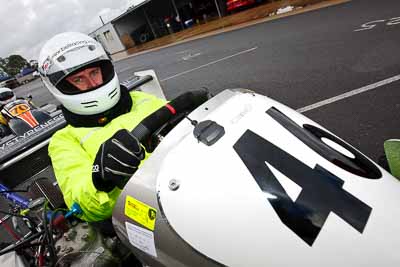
[38,32,120,115]
[0,87,16,106]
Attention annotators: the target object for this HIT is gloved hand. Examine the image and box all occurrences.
[0,124,11,138]
[92,129,144,192]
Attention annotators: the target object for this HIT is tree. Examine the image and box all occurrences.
[5,55,28,76]
[0,57,6,73]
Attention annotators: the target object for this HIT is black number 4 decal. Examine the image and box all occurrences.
[233,130,372,246]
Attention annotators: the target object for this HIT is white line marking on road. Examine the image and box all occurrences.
[160,47,258,82]
[353,20,385,32]
[297,74,400,113]
[118,66,132,73]
[182,52,202,61]
[176,50,191,54]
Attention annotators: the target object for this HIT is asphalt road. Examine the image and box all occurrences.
[15,0,400,161]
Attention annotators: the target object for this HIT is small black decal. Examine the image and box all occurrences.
[234,130,372,246]
[148,209,156,220]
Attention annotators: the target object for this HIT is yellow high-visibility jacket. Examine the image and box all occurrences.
[0,113,7,125]
[49,91,165,222]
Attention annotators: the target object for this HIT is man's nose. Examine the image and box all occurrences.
[87,77,98,88]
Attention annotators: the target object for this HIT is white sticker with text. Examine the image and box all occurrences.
[125,221,157,258]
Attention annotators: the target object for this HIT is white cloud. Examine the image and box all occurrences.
[0,0,135,60]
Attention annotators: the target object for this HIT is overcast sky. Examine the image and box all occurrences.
[0,0,145,61]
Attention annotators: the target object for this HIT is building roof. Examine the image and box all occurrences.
[89,0,151,35]
[89,21,112,36]
[111,0,151,23]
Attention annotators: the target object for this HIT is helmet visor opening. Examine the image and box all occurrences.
[0,90,14,101]
[55,59,115,95]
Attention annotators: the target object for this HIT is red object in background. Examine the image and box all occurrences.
[226,0,256,12]
[0,219,20,241]
[52,214,69,233]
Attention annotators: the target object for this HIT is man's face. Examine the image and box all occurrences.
[66,67,103,91]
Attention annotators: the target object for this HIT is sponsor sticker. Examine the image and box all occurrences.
[8,103,30,116]
[125,221,157,258]
[125,195,157,231]
[0,113,65,151]
[41,57,52,74]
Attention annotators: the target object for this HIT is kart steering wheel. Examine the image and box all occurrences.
[131,90,210,153]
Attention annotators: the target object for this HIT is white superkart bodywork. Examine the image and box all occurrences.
[113,89,400,267]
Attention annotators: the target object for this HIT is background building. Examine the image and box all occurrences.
[89,0,226,54]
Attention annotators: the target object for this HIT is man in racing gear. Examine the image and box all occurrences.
[0,87,17,137]
[0,87,16,108]
[0,87,16,125]
[38,32,167,222]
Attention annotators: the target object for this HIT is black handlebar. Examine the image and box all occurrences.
[131,90,210,148]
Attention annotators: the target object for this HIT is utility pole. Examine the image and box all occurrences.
[170,0,184,30]
[99,15,105,25]
[214,0,222,19]
[143,7,157,39]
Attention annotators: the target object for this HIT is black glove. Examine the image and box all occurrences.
[92,129,144,192]
[0,124,11,138]
[131,89,211,146]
